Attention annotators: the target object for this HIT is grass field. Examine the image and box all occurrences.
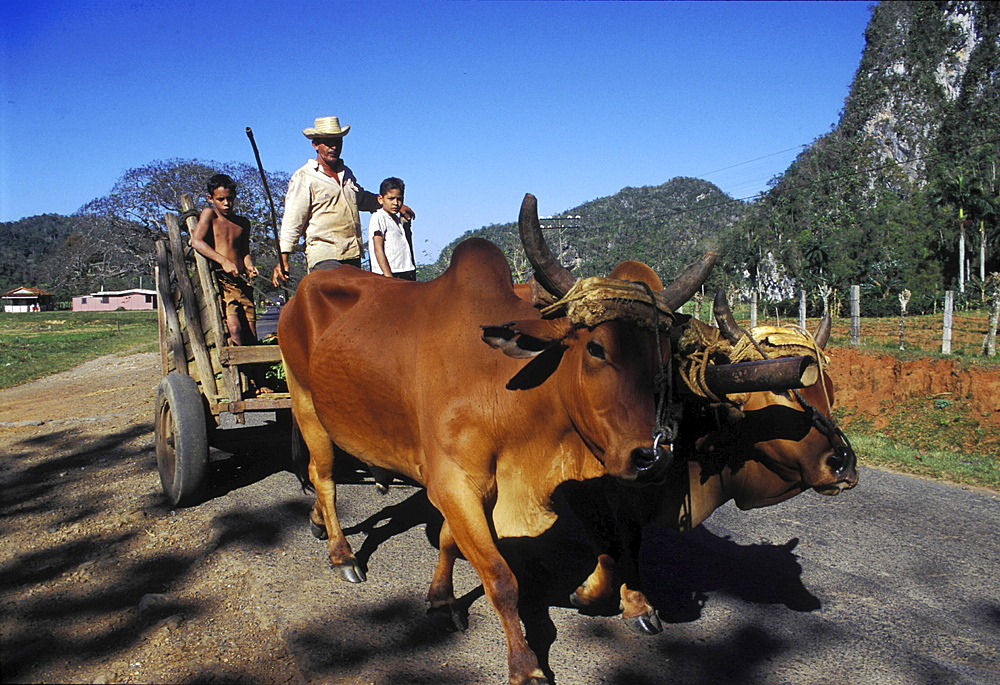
[0,310,159,389]
[0,309,996,491]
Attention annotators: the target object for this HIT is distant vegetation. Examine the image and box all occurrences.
[0,159,290,302]
[420,177,741,289]
[2,2,999,324]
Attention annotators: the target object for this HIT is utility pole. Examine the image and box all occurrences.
[539,215,583,263]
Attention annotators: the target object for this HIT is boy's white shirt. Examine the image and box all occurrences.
[367,208,416,274]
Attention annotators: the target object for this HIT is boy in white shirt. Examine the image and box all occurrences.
[368,177,416,280]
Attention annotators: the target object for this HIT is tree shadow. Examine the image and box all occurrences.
[283,596,484,684]
[0,412,317,683]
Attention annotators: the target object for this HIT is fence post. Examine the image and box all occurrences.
[942,290,954,355]
[750,290,758,329]
[986,288,1000,357]
[898,289,910,351]
[850,285,861,345]
[798,289,807,330]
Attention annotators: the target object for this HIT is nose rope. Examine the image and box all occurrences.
[791,389,857,467]
[637,282,679,450]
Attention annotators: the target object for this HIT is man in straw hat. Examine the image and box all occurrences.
[272,116,413,285]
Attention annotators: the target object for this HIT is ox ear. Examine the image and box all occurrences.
[482,319,573,359]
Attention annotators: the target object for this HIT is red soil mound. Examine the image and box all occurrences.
[827,347,1000,422]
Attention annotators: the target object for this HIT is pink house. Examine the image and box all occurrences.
[71,289,158,312]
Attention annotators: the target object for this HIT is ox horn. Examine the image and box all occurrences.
[814,311,832,348]
[519,193,577,299]
[659,252,718,312]
[704,355,819,395]
[713,289,746,343]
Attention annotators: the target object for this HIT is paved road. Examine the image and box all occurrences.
[256,304,281,339]
[195,436,1000,685]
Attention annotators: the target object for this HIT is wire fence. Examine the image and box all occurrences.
[680,292,1000,359]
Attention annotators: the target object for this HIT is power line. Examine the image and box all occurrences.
[666,135,1000,219]
[695,145,808,179]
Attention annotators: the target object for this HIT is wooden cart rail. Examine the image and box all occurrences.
[154,193,291,423]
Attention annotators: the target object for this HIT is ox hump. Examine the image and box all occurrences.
[435,238,524,305]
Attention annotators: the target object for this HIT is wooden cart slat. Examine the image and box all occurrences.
[218,345,283,366]
[155,241,188,376]
[165,211,220,400]
[179,194,247,414]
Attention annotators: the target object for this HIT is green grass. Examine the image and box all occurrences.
[0,311,159,389]
[850,432,1000,491]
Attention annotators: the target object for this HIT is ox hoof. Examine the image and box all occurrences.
[427,603,469,633]
[333,562,367,583]
[310,520,328,540]
[623,610,663,635]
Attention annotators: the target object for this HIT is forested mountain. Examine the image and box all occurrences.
[721,0,1000,315]
[0,215,78,294]
[422,177,743,287]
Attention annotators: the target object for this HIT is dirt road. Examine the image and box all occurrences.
[1,351,998,684]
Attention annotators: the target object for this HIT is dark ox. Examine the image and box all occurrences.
[568,286,859,634]
[278,194,725,685]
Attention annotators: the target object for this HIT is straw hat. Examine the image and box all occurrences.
[303,116,350,139]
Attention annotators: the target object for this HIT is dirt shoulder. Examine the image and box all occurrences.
[0,352,297,684]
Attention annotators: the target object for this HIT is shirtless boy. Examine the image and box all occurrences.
[190,173,260,346]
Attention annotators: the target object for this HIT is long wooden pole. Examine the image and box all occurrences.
[245,127,281,253]
[245,127,292,299]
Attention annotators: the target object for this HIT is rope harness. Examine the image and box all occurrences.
[638,282,680,454]
[676,321,855,463]
[539,276,678,453]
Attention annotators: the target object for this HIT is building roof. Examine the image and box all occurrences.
[76,289,158,297]
[2,286,54,298]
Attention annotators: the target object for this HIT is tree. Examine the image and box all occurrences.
[48,159,290,298]
[931,171,987,294]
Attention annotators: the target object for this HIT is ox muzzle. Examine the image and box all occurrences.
[813,439,859,495]
[630,441,672,483]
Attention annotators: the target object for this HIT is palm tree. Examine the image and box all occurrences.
[973,195,996,284]
[931,171,987,293]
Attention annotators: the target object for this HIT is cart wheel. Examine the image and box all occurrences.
[155,373,209,506]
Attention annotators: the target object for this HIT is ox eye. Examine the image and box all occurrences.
[586,341,606,360]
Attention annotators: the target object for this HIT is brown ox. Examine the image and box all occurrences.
[568,287,859,634]
[278,194,719,685]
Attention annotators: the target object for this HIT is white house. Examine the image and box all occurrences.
[2,287,55,312]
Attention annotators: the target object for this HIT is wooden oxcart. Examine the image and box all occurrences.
[153,193,291,506]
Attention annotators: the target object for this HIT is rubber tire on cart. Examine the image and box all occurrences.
[155,373,209,507]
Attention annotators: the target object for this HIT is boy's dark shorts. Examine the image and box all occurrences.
[216,272,256,321]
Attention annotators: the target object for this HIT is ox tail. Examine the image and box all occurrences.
[289,417,315,493]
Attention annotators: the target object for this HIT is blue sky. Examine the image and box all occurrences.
[1,1,872,263]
